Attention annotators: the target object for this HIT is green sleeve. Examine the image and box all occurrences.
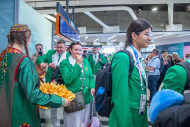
[100,54,107,64]
[162,65,187,94]
[18,57,62,108]
[36,50,50,66]
[110,52,133,126]
[60,60,82,85]
[87,60,95,89]
[88,55,93,69]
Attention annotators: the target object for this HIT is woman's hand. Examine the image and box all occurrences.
[91,88,95,97]
[64,99,70,107]
[76,55,84,65]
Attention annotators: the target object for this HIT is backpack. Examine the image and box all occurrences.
[175,58,182,64]
[152,57,164,73]
[95,50,134,117]
[152,61,190,127]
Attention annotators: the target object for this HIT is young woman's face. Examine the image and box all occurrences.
[133,28,152,49]
[70,44,82,59]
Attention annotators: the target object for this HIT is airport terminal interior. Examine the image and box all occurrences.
[1,0,190,127]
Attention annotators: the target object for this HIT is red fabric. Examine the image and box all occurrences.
[175,59,182,63]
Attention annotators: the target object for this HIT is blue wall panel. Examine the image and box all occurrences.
[156,43,184,58]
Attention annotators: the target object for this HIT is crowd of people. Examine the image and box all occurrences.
[0,19,190,127]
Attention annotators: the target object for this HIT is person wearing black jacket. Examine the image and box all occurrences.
[156,50,171,90]
[82,50,88,58]
[167,54,174,66]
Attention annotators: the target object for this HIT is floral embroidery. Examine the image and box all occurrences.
[0,54,8,87]
[7,47,24,54]
[20,123,31,127]
[0,47,24,88]
[0,47,12,68]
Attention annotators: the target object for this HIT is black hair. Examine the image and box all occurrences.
[125,19,152,48]
[83,50,87,54]
[35,44,43,48]
[68,42,82,54]
[162,50,167,54]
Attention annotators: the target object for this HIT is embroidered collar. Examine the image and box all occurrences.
[0,47,19,68]
[52,51,67,66]
[7,47,24,54]
[126,45,147,84]
[93,53,99,66]
[69,55,82,68]
[126,46,143,62]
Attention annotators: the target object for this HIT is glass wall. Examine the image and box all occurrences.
[0,0,14,53]
[19,0,53,56]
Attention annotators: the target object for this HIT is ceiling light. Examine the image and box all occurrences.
[85,36,88,39]
[164,33,173,36]
[178,34,190,37]
[111,39,116,42]
[108,35,116,40]
[94,38,99,42]
[154,33,173,39]
[138,6,143,11]
[54,12,57,15]
[54,39,57,42]
[160,24,164,26]
[152,8,157,11]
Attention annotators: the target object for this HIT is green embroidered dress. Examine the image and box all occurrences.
[0,48,63,127]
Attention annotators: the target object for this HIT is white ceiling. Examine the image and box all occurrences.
[24,0,190,8]
[23,0,190,46]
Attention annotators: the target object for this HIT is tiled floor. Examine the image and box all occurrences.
[40,107,152,127]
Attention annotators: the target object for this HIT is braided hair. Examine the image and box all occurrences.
[10,31,31,56]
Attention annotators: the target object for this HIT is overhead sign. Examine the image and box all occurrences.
[56,2,80,42]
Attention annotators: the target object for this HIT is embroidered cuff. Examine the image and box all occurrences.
[60,97,65,107]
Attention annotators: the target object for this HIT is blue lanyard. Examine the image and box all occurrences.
[129,45,145,90]
[130,45,139,64]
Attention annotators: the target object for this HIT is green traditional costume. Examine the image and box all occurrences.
[88,53,107,74]
[36,50,70,83]
[0,48,63,127]
[108,46,148,127]
[162,60,190,94]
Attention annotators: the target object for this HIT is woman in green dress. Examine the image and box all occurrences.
[0,24,70,127]
[108,19,152,127]
[60,42,95,127]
